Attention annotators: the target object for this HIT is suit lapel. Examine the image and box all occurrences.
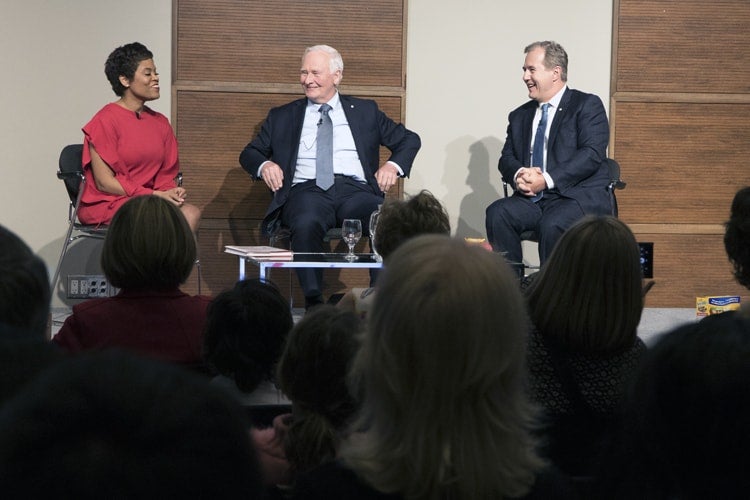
[340,95,369,171]
[547,88,572,152]
[283,99,307,171]
[340,95,361,141]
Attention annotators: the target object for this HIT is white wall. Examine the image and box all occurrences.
[0,0,611,304]
[0,0,171,306]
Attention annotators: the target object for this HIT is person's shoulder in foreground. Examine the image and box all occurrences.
[291,460,577,500]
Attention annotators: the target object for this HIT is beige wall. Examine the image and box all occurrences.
[0,0,611,306]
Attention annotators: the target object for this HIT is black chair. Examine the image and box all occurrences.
[502,158,626,271]
[605,158,626,217]
[50,144,108,294]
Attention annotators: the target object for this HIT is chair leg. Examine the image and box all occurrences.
[195,259,202,295]
[50,222,76,294]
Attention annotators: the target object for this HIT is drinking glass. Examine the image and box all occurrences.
[342,219,362,261]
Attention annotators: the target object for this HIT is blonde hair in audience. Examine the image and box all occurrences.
[526,215,644,354]
[341,235,543,500]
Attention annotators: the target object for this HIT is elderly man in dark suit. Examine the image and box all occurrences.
[486,40,610,275]
[240,45,420,309]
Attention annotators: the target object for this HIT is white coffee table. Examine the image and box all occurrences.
[238,252,382,281]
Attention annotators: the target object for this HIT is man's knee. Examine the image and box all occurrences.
[486,199,506,221]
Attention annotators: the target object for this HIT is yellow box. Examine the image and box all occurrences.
[696,295,741,317]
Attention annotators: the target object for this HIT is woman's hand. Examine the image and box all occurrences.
[153,187,186,206]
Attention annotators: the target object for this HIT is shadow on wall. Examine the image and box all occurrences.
[442,136,503,240]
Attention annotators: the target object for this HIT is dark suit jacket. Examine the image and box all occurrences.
[239,94,421,233]
[498,88,611,214]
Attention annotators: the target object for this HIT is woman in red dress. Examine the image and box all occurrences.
[78,42,200,232]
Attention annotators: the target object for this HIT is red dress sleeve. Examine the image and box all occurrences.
[78,104,180,224]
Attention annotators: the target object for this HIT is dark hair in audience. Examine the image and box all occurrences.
[0,225,50,340]
[203,279,293,393]
[341,235,543,499]
[0,339,65,407]
[0,350,262,498]
[597,312,750,499]
[105,42,154,96]
[277,305,361,475]
[374,190,450,260]
[724,186,750,289]
[526,215,644,354]
[101,195,196,291]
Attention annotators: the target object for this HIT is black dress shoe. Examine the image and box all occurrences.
[304,294,325,310]
[327,293,344,305]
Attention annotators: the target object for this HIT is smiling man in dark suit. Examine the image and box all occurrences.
[485,40,610,275]
[240,45,420,309]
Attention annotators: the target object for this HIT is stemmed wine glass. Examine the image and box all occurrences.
[342,219,362,261]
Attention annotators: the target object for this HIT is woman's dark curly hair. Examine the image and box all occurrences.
[104,42,153,96]
[725,186,750,289]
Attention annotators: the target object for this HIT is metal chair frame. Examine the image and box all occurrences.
[50,144,108,294]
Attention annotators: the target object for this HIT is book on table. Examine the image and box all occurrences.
[224,245,294,260]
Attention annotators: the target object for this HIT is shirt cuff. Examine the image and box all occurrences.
[542,171,554,189]
[386,161,405,177]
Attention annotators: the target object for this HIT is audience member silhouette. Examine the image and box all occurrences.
[336,189,450,318]
[594,311,750,499]
[0,350,262,498]
[523,215,646,477]
[53,195,209,370]
[0,224,65,406]
[203,279,293,410]
[251,305,362,496]
[293,235,572,500]
[724,186,750,291]
[0,224,51,341]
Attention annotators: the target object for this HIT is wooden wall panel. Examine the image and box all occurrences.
[614,102,750,223]
[612,0,750,306]
[635,232,747,308]
[175,0,405,87]
[616,0,750,93]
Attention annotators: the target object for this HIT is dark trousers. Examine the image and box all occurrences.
[281,176,382,299]
[485,192,584,273]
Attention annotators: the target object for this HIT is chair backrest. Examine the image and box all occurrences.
[58,144,84,204]
[606,158,626,217]
[606,158,626,191]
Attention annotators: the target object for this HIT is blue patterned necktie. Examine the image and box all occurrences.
[531,103,550,202]
[316,103,334,190]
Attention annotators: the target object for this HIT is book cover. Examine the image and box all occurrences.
[224,246,294,258]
